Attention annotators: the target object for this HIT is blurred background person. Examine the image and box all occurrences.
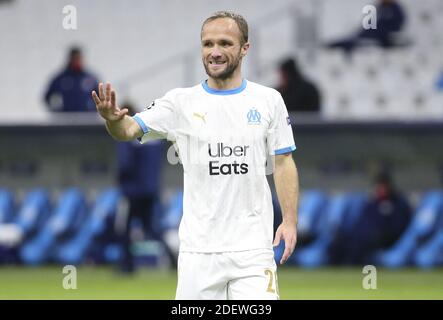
[342,168,413,265]
[326,0,407,55]
[115,101,166,273]
[44,46,99,112]
[276,57,321,113]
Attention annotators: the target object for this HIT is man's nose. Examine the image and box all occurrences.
[210,45,222,58]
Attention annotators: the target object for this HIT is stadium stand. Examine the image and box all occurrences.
[54,188,121,265]
[375,190,443,268]
[14,189,52,240]
[1,0,443,270]
[1,0,443,121]
[290,192,366,267]
[19,188,87,265]
[2,186,443,268]
[295,190,329,245]
[414,228,443,269]
[0,189,14,224]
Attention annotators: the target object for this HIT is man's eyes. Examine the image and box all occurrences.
[202,41,233,47]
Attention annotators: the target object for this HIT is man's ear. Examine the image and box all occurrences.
[241,42,250,57]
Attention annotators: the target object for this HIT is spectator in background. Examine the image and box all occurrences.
[44,47,98,112]
[276,58,321,113]
[344,169,412,265]
[116,101,165,273]
[326,0,407,55]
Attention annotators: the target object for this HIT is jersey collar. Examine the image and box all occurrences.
[201,79,247,95]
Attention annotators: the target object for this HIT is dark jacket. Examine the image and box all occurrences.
[344,191,412,264]
[117,140,164,197]
[278,78,321,113]
[44,68,98,112]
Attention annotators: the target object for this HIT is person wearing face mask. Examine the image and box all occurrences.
[342,169,413,265]
[44,46,99,112]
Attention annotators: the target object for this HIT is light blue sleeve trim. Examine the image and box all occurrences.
[275,145,296,155]
[132,115,149,134]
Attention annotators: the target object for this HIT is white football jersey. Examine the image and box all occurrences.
[133,79,296,252]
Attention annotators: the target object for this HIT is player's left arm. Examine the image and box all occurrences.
[272,152,299,265]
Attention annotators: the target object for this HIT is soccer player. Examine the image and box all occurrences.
[92,11,299,300]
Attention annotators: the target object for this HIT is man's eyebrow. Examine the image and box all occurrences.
[202,37,234,42]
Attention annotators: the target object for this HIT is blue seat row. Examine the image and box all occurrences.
[1,187,443,268]
[374,191,443,268]
[287,191,366,267]
[0,188,122,265]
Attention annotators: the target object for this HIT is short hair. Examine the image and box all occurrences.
[69,46,82,58]
[280,58,298,74]
[201,11,249,45]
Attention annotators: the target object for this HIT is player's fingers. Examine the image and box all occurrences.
[273,229,282,247]
[91,91,101,106]
[292,236,297,250]
[281,234,297,264]
[111,90,117,107]
[280,241,291,264]
[118,108,128,118]
[105,82,111,102]
[98,82,105,100]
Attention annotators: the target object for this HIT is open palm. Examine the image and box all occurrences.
[92,82,128,121]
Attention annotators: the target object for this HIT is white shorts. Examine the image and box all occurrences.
[175,248,279,300]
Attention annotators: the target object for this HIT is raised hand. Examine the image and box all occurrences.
[92,82,128,122]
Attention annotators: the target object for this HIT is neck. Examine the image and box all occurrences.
[207,67,243,90]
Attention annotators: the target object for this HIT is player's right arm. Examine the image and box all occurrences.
[92,82,142,141]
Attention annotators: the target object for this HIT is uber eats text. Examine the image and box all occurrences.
[208,143,249,176]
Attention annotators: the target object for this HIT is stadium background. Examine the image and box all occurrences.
[0,0,443,299]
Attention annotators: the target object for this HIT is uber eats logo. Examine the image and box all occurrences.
[208,143,249,175]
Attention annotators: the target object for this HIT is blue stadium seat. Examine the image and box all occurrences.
[375,190,443,268]
[54,188,121,264]
[19,188,87,265]
[296,190,329,241]
[413,230,443,269]
[339,192,367,235]
[0,189,51,263]
[14,189,51,236]
[274,190,328,264]
[0,188,15,223]
[159,190,183,232]
[413,204,443,269]
[292,192,366,267]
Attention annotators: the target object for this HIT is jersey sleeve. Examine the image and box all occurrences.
[267,92,296,155]
[132,90,178,144]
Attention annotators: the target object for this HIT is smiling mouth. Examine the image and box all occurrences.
[209,61,226,66]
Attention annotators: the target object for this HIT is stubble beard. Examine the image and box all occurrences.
[203,52,242,80]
